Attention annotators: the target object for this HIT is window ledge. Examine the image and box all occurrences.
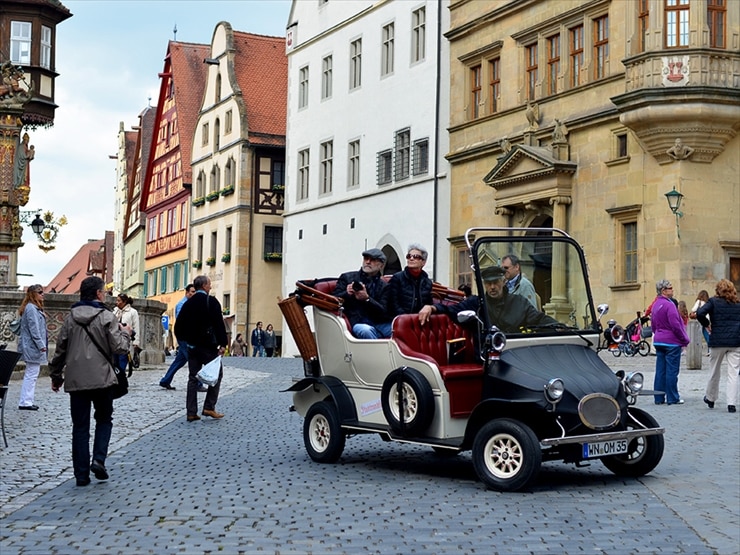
[609,283,641,292]
[605,156,630,167]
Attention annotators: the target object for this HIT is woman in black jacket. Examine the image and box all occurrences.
[387,244,434,318]
[697,279,740,413]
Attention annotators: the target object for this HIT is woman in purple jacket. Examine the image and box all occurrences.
[651,279,690,405]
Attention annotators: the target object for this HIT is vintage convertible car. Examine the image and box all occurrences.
[281,228,664,491]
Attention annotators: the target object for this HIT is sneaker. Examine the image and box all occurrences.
[667,399,685,405]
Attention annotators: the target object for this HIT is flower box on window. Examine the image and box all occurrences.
[193,260,203,269]
[264,252,283,262]
[192,197,206,207]
[221,253,231,263]
[205,256,216,266]
[271,184,285,193]
[221,186,235,196]
[222,308,230,316]
[206,191,220,202]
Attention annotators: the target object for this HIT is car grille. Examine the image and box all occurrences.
[578,393,620,430]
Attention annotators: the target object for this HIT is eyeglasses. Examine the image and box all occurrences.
[406,254,424,261]
[36,291,44,295]
[664,286,673,290]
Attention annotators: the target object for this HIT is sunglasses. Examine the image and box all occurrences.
[406,254,424,261]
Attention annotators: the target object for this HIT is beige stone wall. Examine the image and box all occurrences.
[448,0,740,326]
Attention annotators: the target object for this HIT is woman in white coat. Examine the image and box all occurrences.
[17,285,48,410]
[114,293,140,377]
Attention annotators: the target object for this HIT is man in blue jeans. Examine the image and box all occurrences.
[159,284,205,391]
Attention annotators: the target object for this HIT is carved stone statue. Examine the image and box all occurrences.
[13,133,34,187]
[525,101,540,130]
[666,138,694,161]
[552,119,568,143]
[499,137,512,154]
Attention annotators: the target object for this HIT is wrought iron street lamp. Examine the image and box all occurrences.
[664,187,684,239]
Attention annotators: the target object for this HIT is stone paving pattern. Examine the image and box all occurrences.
[0,352,738,554]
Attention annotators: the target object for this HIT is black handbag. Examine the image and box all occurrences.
[82,320,129,399]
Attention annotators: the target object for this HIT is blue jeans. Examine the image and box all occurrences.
[70,388,114,481]
[160,342,189,386]
[654,344,682,404]
[352,322,392,339]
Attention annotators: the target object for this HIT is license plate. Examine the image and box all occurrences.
[582,439,628,459]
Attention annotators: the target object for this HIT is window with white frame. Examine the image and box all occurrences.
[319,140,333,195]
[377,150,392,185]
[394,128,410,181]
[413,138,429,176]
[321,55,333,99]
[299,65,309,108]
[180,202,188,230]
[298,148,310,200]
[348,140,360,188]
[412,7,426,63]
[148,217,157,242]
[41,26,52,69]
[225,158,235,189]
[196,170,206,198]
[10,21,31,65]
[202,122,209,146]
[210,165,220,193]
[225,109,233,134]
[350,39,362,89]
[665,0,690,48]
[381,23,395,76]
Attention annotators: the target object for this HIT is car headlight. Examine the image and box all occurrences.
[544,378,565,403]
[625,372,644,395]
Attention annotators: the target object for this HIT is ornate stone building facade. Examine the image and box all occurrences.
[446,0,739,324]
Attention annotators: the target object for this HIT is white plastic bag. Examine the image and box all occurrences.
[196,355,221,387]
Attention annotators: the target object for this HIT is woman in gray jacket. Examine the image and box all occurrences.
[17,284,48,411]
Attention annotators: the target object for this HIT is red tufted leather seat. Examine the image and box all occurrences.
[392,314,483,417]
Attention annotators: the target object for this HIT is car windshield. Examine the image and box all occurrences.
[469,229,597,335]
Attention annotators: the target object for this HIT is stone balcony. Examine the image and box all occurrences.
[611,49,740,164]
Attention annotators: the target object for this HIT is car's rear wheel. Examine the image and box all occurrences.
[472,419,541,492]
[303,401,346,463]
[381,367,434,436]
[601,407,664,477]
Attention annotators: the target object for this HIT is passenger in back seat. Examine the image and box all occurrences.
[334,248,392,339]
[387,243,434,319]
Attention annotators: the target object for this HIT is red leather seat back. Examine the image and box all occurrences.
[392,314,474,367]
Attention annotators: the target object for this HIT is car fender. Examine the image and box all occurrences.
[285,376,358,423]
[462,398,546,450]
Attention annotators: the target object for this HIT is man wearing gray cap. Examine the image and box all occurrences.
[333,248,392,339]
[429,265,557,334]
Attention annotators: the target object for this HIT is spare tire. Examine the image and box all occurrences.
[381,367,434,436]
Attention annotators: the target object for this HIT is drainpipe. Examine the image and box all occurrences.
[432,0,442,279]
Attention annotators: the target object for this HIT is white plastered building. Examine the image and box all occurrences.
[283,0,451,356]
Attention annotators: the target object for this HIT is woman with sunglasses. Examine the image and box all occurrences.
[387,244,434,320]
[17,285,48,410]
[651,279,690,406]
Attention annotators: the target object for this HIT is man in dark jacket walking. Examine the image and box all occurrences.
[174,275,228,422]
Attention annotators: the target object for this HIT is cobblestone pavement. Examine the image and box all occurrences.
[0,352,738,554]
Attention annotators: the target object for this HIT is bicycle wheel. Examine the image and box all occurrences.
[637,341,651,356]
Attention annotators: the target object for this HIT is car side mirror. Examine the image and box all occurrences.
[457,310,479,324]
[596,304,609,320]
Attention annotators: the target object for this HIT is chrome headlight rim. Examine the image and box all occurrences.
[544,378,565,404]
[624,371,644,395]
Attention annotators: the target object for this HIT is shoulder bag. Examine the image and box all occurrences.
[81,319,129,399]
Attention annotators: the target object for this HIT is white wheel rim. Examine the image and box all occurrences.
[484,432,524,479]
[309,413,330,453]
[390,383,418,423]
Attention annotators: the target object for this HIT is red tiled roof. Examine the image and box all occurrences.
[45,238,105,295]
[169,41,211,184]
[231,31,287,146]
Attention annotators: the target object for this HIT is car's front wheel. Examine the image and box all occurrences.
[303,401,346,463]
[472,419,541,492]
[601,407,664,477]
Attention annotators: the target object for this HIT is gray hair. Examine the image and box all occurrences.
[194,275,210,290]
[655,279,672,295]
[502,253,520,266]
[407,243,428,261]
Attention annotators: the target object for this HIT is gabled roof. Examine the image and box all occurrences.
[45,238,105,295]
[484,144,577,187]
[231,31,287,146]
[141,40,209,210]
